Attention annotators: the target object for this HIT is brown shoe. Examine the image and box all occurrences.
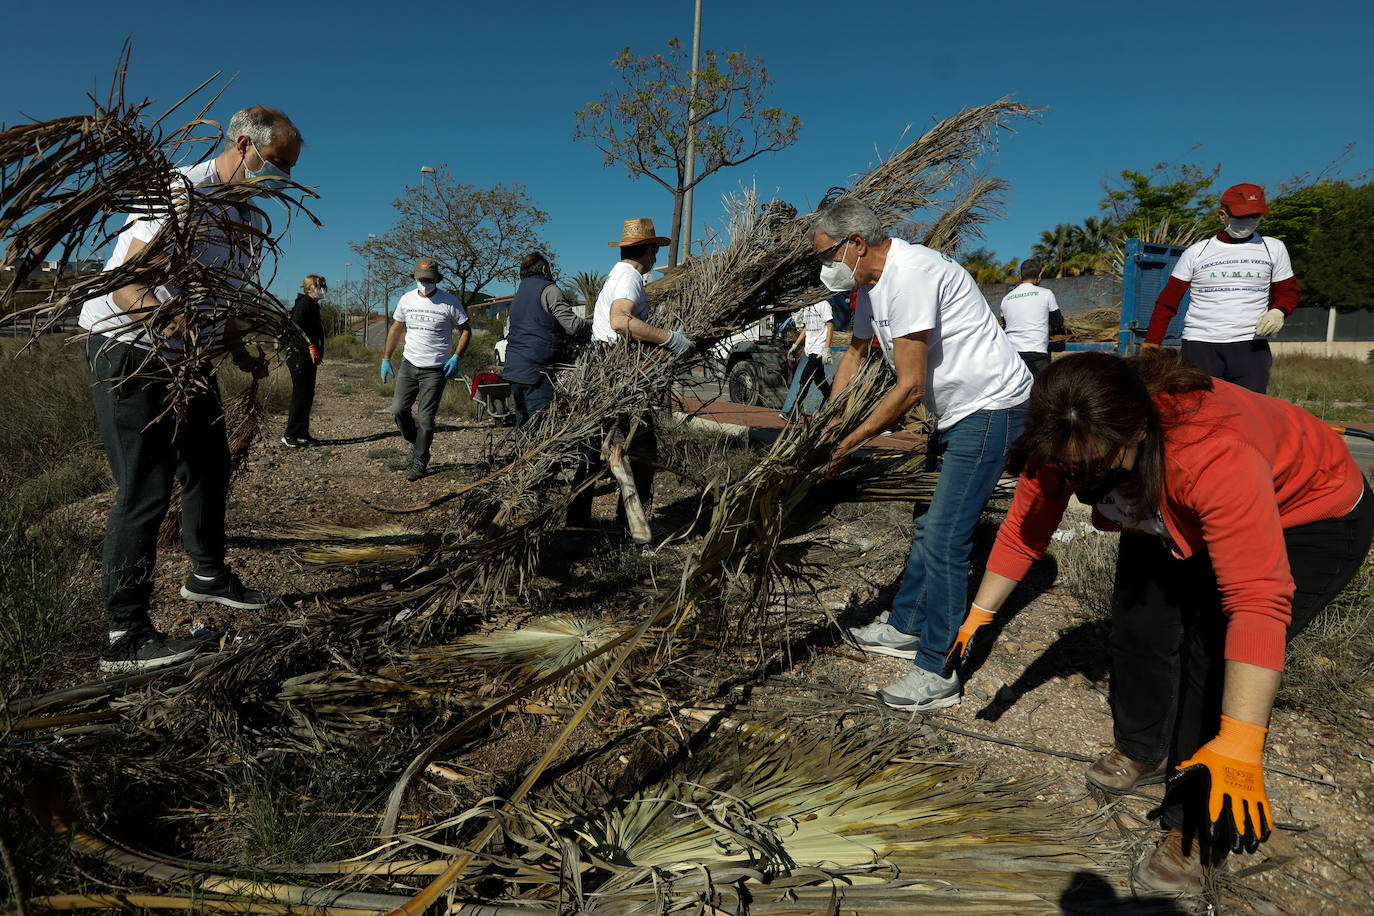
[1135,830,1225,896]
[1086,748,1168,794]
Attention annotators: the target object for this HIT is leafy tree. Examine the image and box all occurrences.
[1291,181,1374,310]
[1100,160,1220,243]
[574,39,802,267]
[353,166,552,310]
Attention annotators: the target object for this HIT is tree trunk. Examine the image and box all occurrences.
[667,188,685,269]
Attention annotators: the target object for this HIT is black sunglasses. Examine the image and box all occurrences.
[814,237,849,265]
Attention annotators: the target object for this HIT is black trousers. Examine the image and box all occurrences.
[1108,483,1374,829]
[284,350,317,440]
[792,354,831,404]
[86,336,231,631]
[1181,339,1272,394]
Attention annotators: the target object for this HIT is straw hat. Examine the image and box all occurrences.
[608,218,671,247]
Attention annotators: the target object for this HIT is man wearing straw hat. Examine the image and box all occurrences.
[381,257,471,481]
[80,105,301,675]
[814,198,1032,711]
[571,218,694,530]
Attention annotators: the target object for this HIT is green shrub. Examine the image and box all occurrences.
[0,338,100,482]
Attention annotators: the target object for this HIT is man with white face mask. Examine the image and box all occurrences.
[814,198,1032,712]
[1144,183,1299,393]
[382,257,471,480]
[80,104,302,675]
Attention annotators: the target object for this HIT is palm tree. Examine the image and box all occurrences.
[1031,224,1076,278]
[570,270,606,307]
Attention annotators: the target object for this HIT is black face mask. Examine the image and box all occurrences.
[1071,466,1135,505]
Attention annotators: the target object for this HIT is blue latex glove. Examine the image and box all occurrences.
[442,354,461,379]
[380,358,395,382]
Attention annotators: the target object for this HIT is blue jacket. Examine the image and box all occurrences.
[503,274,564,384]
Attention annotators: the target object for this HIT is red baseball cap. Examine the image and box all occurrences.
[1220,183,1269,216]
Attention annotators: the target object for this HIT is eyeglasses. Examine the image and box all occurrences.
[813,238,848,265]
[1043,444,1124,480]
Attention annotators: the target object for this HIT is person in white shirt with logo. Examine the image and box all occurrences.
[381,258,471,481]
[1144,183,1299,393]
[999,257,1064,377]
[81,105,301,675]
[814,199,1033,711]
[781,296,835,418]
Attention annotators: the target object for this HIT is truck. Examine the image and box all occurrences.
[1066,238,1190,354]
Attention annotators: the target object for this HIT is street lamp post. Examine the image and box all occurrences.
[343,262,352,336]
[419,165,435,233]
[364,234,378,345]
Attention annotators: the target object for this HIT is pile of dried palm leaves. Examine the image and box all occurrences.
[2,61,1142,914]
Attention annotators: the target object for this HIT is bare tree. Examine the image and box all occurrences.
[353,166,552,310]
[574,39,802,267]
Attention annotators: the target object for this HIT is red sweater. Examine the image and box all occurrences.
[987,381,1364,670]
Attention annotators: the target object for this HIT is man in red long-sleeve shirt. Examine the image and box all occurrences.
[1143,183,1300,393]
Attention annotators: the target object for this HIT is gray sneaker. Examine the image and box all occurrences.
[847,621,920,659]
[877,666,961,710]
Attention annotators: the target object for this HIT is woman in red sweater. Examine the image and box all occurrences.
[953,349,1372,894]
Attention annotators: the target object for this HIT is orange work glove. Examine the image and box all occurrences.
[947,603,995,669]
[1139,341,1160,350]
[309,344,322,365]
[1168,715,1271,853]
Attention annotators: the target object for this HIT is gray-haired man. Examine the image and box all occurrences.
[80,105,303,674]
[814,198,1031,710]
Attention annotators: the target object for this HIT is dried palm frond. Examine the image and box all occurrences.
[1,42,318,433]
[451,615,627,687]
[403,100,1040,605]
[496,720,1110,914]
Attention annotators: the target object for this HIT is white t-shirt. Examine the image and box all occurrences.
[999,282,1060,353]
[854,238,1032,430]
[1171,234,1294,343]
[592,261,649,344]
[799,300,834,357]
[80,159,264,350]
[393,287,469,367]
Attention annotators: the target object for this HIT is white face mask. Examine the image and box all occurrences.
[1224,214,1261,239]
[417,280,437,296]
[819,241,859,292]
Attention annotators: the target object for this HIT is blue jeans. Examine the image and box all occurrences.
[512,373,556,428]
[888,405,1026,674]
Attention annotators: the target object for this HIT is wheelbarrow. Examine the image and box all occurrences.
[464,370,515,424]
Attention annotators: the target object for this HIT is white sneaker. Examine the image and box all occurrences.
[877,666,961,710]
[846,621,920,659]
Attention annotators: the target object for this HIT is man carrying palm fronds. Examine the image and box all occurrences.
[816,199,1032,710]
[81,105,303,675]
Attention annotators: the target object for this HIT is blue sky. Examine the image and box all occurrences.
[3,0,1370,309]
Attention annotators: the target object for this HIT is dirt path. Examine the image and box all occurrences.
[64,359,1374,913]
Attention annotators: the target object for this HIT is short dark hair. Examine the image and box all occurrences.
[1020,258,1044,280]
[620,242,656,261]
[520,251,550,278]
